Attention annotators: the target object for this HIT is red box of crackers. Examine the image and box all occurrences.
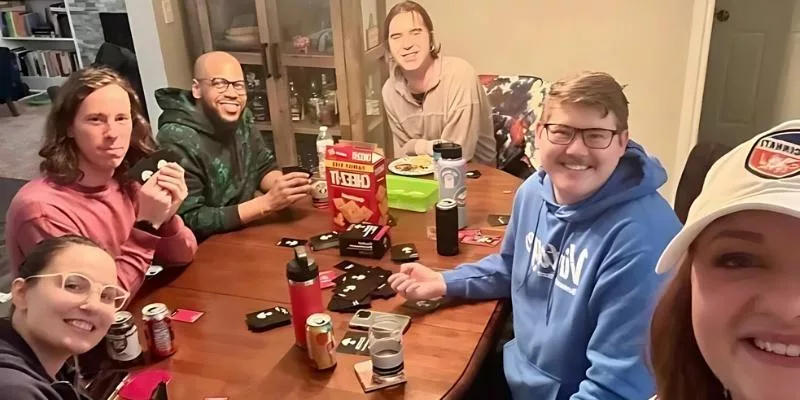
[325,141,390,231]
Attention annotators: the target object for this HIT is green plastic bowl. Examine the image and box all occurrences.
[386,175,439,212]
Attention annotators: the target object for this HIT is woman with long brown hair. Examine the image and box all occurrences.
[4,67,197,296]
[650,119,800,400]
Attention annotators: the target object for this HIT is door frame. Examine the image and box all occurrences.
[671,0,716,203]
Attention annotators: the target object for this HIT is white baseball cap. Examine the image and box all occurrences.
[656,120,800,273]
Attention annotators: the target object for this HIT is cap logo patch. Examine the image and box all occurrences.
[745,130,800,179]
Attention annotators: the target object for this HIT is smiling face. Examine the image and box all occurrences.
[69,84,133,174]
[192,53,246,128]
[387,11,433,73]
[691,210,800,400]
[13,243,117,356]
[535,101,628,204]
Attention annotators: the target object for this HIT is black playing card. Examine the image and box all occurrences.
[466,170,482,179]
[328,294,372,313]
[336,330,370,355]
[276,238,308,248]
[371,282,397,299]
[333,260,369,274]
[281,166,311,177]
[309,231,339,251]
[487,214,511,227]
[127,148,182,184]
[401,298,442,312]
[333,272,383,301]
[390,243,419,262]
[245,306,291,332]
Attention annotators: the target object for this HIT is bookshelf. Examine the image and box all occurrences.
[0,0,83,93]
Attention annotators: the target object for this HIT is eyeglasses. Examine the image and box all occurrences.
[543,123,620,149]
[196,77,247,94]
[25,272,130,311]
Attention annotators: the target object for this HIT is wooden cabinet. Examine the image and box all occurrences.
[183,0,390,171]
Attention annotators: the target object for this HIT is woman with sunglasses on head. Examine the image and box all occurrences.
[650,120,800,400]
[0,235,128,399]
[4,66,197,296]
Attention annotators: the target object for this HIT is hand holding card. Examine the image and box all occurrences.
[127,148,182,185]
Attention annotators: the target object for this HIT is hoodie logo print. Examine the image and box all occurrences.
[528,234,589,296]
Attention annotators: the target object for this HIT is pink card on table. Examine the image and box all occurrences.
[319,270,338,289]
[171,308,204,323]
[118,369,172,400]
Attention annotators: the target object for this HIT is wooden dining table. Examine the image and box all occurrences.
[123,163,522,399]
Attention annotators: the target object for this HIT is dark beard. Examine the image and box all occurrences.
[199,98,240,137]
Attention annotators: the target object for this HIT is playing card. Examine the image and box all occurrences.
[328,295,371,313]
[245,306,291,332]
[458,229,482,240]
[309,231,339,251]
[461,233,502,247]
[281,166,311,177]
[402,298,442,312]
[145,265,163,278]
[276,238,307,248]
[371,282,397,300]
[127,148,181,184]
[336,330,370,355]
[390,243,419,262]
[333,260,369,274]
[333,272,382,301]
[487,214,511,227]
[171,308,204,323]
[466,170,482,179]
[319,270,338,289]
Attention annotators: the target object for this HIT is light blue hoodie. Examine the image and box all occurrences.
[443,141,681,400]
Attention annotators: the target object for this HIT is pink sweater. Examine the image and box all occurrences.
[4,178,198,294]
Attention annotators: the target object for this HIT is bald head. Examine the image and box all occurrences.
[193,51,243,79]
[192,51,247,127]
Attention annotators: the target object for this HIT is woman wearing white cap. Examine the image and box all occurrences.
[649,120,800,400]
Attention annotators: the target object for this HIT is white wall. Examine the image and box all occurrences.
[775,0,800,122]
[125,0,168,133]
[388,0,696,198]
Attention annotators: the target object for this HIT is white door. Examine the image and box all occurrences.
[699,0,795,147]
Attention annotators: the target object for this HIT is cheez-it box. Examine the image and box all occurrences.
[325,141,389,230]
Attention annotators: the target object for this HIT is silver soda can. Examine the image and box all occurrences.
[106,311,142,362]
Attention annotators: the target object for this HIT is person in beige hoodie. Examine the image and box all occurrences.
[381,1,496,165]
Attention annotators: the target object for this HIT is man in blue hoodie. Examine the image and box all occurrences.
[388,71,681,399]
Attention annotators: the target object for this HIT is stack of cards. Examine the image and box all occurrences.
[327,261,396,313]
[390,243,419,263]
[245,306,292,332]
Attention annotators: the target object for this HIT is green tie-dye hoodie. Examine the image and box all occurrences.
[155,88,276,240]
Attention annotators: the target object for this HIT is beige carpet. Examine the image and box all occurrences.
[0,102,49,180]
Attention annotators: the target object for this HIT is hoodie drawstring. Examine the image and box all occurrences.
[545,223,570,325]
[516,201,544,295]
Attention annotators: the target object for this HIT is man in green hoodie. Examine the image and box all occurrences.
[156,51,312,240]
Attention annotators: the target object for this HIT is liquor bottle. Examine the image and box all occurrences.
[251,92,268,122]
[320,73,338,125]
[289,80,303,121]
[366,76,381,116]
[307,80,322,124]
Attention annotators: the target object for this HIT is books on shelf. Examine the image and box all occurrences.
[0,2,71,39]
[10,46,78,78]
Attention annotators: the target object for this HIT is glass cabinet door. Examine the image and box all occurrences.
[359,0,389,153]
[193,0,279,142]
